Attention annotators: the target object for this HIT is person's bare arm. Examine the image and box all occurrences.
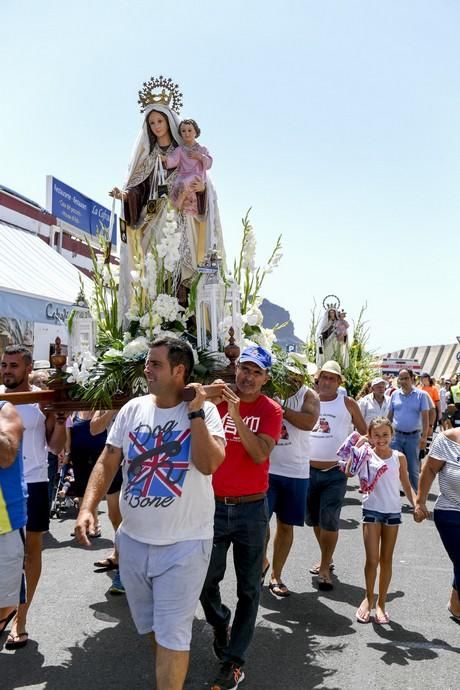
[223,386,277,464]
[90,410,117,435]
[283,389,320,431]
[414,456,444,521]
[75,444,122,545]
[345,397,368,435]
[398,453,416,507]
[0,402,23,468]
[45,412,67,454]
[420,409,430,448]
[186,383,226,475]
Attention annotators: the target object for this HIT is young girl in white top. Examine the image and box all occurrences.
[356,416,416,625]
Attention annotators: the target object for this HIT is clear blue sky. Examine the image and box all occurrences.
[2,0,458,353]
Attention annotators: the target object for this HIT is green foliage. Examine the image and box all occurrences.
[338,305,376,398]
[263,345,314,403]
[305,302,319,363]
[85,232,123,347]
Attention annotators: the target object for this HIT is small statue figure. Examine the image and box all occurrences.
[163,119,212,216]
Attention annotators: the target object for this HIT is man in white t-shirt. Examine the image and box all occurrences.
[1,345,66,649]
[358,377,390,428]
[75,337,225,690]
[263,368,319,597]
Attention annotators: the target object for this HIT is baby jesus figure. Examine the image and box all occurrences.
[163,118,212,216]
[334,310,349,343]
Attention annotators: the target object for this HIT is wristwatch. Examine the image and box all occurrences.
[188,409,205,420]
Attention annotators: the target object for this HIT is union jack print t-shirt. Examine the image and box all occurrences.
[107,396,225,545]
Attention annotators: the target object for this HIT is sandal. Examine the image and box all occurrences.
[317,575,333,591]
[309,562,335,575]
[356,606,371,624]
[93,557,118,570]
[374,612,390,625]
[268,581,291,598]
[0,609,16,635]
[5,632,28,649]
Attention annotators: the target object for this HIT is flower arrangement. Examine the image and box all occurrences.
[126,207,186,341]
[228,210,283,350]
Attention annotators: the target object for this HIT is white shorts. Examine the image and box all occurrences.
[117,531,212,651]
[0,529,25,607]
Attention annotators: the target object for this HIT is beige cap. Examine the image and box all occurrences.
[318,360,343,380]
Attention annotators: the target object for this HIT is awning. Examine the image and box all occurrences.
[0,222,93,324]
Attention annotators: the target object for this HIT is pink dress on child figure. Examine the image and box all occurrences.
[165,144,213,216]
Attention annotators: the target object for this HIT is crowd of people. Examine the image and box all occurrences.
[1,340,459,690]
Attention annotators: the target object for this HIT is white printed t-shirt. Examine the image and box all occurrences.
[107,395,225,545]
[269,385,311,479]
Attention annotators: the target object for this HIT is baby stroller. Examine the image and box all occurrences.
[49,463,78,519]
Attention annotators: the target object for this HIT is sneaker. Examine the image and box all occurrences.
[109,570,125,595]
[213,625,230,660]
[211,661,245,689]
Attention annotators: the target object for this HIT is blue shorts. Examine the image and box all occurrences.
[117,531,212,651]
[362,509,401,526]
[268,474,309,526]
[305,466,347,532]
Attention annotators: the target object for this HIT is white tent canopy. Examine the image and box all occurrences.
[0,222,93,324]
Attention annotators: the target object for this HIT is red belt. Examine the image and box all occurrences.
[214,493,266,505]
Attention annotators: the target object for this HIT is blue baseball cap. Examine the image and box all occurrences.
[239,345,272,370]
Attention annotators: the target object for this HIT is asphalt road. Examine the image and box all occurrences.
[1,478,459,690]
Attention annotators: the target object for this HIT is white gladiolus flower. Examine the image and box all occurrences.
[126,308,140,322]
[103,348,123,358]
[140,313,151,329]
[130,270,141,282]
[122,336,149,359]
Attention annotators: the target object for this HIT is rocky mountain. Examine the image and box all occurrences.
[260,298,304,351]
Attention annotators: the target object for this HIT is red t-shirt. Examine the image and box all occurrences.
[212,395,283,496]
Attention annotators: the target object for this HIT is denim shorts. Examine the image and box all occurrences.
[268,474,309,526]
[362,509,401,526]
[117,530,212,651]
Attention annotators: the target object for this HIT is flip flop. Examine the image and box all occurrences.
[0,609,16,635]
[317,575,333,591]
[356,607,371,624]
[269,581,291,598]
[5,632,28,649]
[309,562,335,575]
[374,612,390,625]
[93,557,118,571]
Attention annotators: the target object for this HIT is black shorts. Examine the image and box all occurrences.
[107,467,123,495]
[27,481,50,532]
[72,455,98,497]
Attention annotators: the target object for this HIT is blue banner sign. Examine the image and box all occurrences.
[49,176,117,245]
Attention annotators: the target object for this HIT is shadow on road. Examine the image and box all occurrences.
[367,619,460,665]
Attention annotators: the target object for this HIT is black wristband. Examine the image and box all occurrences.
[188,409,205,420]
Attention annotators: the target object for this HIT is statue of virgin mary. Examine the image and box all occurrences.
[315,296,349,368]
[114,77,225,325]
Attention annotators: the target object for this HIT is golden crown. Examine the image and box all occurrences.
[138,76,183,114]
